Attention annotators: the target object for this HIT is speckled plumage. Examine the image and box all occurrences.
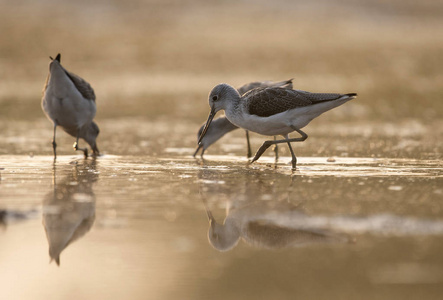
[245,88,354,117]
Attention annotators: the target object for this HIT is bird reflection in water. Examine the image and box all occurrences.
[42,159,98,266]
[204,201,351,251]
[0,209,38,230]
[200,173,351,252]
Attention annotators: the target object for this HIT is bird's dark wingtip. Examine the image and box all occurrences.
[49,53,61,62]
[346,93,357,97]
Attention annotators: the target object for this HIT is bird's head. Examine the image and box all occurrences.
[207,215,241,252]
[198,83,239,144]
[82,121,100,156]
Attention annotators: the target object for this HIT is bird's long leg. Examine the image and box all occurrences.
[52,124,57,159]
[285,135,297,169]
[273,136,279,162]
[251,127,308,168]
[73,131,88,158]
[245,130,252,158]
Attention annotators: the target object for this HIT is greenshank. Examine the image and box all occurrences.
[41,54,99,158]
[199,83,357,169]
[194,79,293,158]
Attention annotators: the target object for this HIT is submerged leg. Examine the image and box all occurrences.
[52,124,57,159]
[251,127,308,168]
[246,130,252,158]
[73,131,88,158]
[273,136,279,162]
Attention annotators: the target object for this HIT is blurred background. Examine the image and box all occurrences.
[0,0,442,156]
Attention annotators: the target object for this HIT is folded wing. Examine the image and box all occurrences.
[64,68,96,101]
[246,87,348,117]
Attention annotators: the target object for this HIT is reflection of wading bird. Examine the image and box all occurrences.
[194,79,293,158]
[204,199,349,252]
[204,197,443,251]
[41,54,100,158]
[42,160,98,266]
[199,83,357,169]
[0,209,37,229]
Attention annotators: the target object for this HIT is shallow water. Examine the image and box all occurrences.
[1,153,442,300]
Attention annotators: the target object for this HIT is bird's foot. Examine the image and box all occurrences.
[291,158,297,170]
[247,145,252,159]
[73,142,88,158]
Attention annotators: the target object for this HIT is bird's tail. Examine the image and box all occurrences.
[346,93,358,98]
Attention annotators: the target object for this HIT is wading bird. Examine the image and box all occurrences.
[41,54,99,158]
[198,83,356,169]
[194,79,293,158]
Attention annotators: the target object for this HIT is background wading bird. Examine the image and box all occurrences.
[41,54,100,158]
[194,79,293,158]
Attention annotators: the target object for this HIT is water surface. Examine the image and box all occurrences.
[1,154,442,300]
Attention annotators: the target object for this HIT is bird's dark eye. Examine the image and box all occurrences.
[212,95,218,101]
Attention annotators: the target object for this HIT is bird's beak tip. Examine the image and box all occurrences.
[198,108,216,144]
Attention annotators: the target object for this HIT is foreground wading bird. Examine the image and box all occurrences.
[194,79,293,158]
[198,83,357,169]
[41,54,99,158]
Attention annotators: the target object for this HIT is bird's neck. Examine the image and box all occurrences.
[225,92,242,114]
[222,92,243,125]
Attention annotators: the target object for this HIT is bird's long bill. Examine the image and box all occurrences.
[205,206,216,229]
[201,198,215,227]
[193,144,202,157]
[198,107,216,144]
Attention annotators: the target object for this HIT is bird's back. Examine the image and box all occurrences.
[41,58,96,130]
[245,87,354,117]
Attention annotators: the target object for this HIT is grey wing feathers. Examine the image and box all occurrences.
[64,69,96,101]
[237,79,293,95]
[238,82,264,95]
[246,88,347,117]
[293,89,345,104]
[246,88,310,117]
[268,78,293,90]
